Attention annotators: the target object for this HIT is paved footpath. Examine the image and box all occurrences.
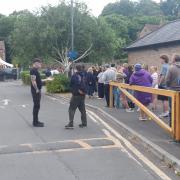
[0,81,179,179]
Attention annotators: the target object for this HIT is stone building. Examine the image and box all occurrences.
[125,19,180,69]
[0,41,5,61]
[138,24,160,38]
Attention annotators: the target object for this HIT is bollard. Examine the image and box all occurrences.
[109,84,113,108]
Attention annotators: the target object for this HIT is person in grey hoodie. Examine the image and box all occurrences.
[102,64,116,107]
[166,55,180,91]
[166,54,180,126]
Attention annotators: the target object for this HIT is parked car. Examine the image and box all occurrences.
[0,68,17,81]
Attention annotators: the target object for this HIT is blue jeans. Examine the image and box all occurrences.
[113,88,121,108]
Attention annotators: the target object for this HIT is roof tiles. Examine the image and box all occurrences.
[126,19,180,50]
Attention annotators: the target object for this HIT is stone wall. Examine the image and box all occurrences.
[128,44,180,71]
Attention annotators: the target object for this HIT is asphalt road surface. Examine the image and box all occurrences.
[0,81,178,180]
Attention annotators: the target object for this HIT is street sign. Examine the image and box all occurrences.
[68,51,78,61]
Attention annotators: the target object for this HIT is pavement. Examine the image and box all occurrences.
[50,93,180,174]
[0,80,179,179]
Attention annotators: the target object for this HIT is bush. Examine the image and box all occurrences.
[21,71,31,85]
[21,71,46,85]
[46,74,70,93]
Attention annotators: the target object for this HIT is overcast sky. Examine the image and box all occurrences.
[1,0,160,17]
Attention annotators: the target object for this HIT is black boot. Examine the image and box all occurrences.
[33,121,44,127]
[79,123,87,128]
[65,123,74,129]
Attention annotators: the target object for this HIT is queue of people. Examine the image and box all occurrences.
[70,54,180,124]
[30,54,180,128]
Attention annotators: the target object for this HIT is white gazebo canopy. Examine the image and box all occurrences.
[0,58,13,68]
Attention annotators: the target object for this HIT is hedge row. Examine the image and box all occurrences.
[21,71,70,93]
[46,75,70,93]
[21,71,46,85]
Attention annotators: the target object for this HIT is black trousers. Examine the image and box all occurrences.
[104,84,110,106]
[31,90,41,124]
[68,95,87,125]
[98,83,104,98]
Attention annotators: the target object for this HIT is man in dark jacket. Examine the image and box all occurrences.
[65,65,87,129]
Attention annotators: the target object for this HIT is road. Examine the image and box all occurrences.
[0,81,178,180]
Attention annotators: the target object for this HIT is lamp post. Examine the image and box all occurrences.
[71,0,74,51]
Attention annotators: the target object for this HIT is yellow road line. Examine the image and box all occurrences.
[87,110,171,180]
[74,140,92,149]
[18,145,119,155]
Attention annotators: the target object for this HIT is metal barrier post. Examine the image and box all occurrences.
[175,92,180,141]
[109,84,113,108]
[171,95,175,138]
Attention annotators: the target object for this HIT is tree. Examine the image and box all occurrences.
[101,0,135,17]
[160,0,180,17]
[0,15,17,62]
[9,1,119,67]
[53,45,92,76]
[103,14,130,59]
[136,0,162,16]
[91,17,118,63]
[11,11,43,66]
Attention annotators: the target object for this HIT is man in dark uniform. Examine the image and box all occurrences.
[65,65,87,129]
[30,58,44,127]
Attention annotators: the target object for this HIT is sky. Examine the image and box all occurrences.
[1,0,160,17]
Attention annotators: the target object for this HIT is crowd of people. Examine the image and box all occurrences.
[73,54,180,124]
[30,54,180,129]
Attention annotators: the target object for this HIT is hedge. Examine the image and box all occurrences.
[46,74,70,93]
[21,71,46,85]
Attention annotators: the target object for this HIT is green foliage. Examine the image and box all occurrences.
[0,0,180,66]
[160,0,180,17]
[21,71,46,85]
[21,71,31,85]
[136,0,162,16]
[46,74,70,93]
[101,0,136,17]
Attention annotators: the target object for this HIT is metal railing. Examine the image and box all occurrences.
[109,81,180,141]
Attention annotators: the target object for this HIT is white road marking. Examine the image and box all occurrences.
[87,112,99,124]
[18,104,29,108]
[87,110,171,180]
[47,96,58,101]
[59,101,67,105]
[102,128,143,166]
[1,99,10,106]
[47,96,68,105]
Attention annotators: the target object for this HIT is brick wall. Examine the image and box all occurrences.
[128,44,180,71]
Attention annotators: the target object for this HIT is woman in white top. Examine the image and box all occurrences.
[97,67,105,99]
[150,66,158,111]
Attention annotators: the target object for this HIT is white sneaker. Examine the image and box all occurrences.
[137,107,140,112]
[139,117,147,121]
[159,111,169,118]
[126,108,134,112]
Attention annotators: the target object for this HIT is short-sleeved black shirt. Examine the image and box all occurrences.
[30,68,42,90]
